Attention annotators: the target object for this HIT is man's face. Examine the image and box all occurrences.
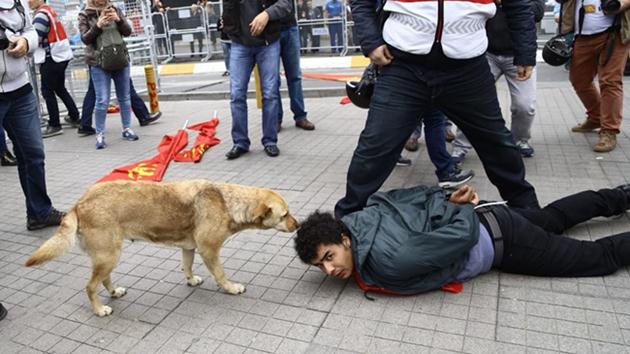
[311,235,354,279]
[28,0,42,10]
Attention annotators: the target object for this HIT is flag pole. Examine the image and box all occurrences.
[182,120,189,130]
[213,110,217,118]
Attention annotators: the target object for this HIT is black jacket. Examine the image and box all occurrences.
[223,0,291,46]
[351,0,539,66]
[486,0,545,57]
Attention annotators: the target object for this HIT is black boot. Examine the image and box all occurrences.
[0,150,17,166]
[0,303,7,321]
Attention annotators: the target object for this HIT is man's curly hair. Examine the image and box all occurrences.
[294,211,348,264]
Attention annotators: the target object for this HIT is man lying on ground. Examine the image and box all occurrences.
[295,184,630,294]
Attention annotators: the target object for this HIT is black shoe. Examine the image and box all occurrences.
[139,112,162,126]
[222,71,230,77]
[42,126,63,138]
[27,208,65,231]
[0,303,6,321]
[226,146,248,160]
[63,116,80,128]
[1,150,17,166]
[396,156,411,166]
[264,145,280,157]
[77,126,96,136]
[438,169,475,189]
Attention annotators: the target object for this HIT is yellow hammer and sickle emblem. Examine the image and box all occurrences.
[127,163,158,180]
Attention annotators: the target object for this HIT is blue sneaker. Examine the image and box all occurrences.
[122,128,139,141]
[96,133,106,149]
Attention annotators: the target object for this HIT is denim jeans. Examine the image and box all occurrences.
[40,58,80,126]
[90,65,132,134]
[419,110,453,179]
[335,54,539,218]
[0,121,7,152]
[328,22,343,53]
[492,187,630,277]
[1,89,52,218]
[229,40,281,149]
[278,25,307,123]
[81,69,149,129]
[221,41,231,71]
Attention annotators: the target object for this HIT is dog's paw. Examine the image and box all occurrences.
[94,305,113,317]
[187,275,204,287]
[111,287,127,298]
[223,282,246,295]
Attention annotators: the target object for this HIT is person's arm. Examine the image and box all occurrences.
[18,0,39,55]
[501,0,537,78]
[115,8,133,37]
[351,0,386,58]
[532,0,546,22]
[32,12,50,46]
[265,0,292,21]
[79,12,102,45]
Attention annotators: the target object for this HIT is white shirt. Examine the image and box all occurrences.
[575,0,615,35]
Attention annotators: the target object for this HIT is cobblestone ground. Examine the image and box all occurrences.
[1,79,630,353]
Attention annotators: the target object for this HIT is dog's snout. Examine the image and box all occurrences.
[287,215,299,231]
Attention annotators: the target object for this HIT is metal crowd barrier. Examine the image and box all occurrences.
[163,5,211,62]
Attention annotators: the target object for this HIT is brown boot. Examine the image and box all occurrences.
[571,119,601,133]
[593,130,617,152]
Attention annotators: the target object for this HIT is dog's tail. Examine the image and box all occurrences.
[25,208,78,267]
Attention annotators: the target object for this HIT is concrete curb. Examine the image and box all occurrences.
[141,87,347,101]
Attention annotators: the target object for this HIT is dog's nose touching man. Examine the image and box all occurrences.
[25,180,299,316]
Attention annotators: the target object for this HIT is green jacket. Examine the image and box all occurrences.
[341,186,479,294]
[560,0,630,43]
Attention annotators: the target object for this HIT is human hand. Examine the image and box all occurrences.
[97,13,112,28]
[108,8,120,22]
[250,11,270,36]
[449,185,479,205]
[516,65,533,81]
[368,44,393,66]
[7,37,28,58]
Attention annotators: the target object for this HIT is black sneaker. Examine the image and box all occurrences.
[396,156,412,166]
[77,126,96,136]
[27,208,65,231]
[42,126,63,138]
[1,150,17,166]
[264,145,280,157]
[438,169,475,189]
[139,112,162,126]
[0,303,6,321]
[63,116,80,128]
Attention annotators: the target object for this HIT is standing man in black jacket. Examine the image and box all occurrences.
[335,0,541,219]
[452,0,545,160]
[222,0,291,159]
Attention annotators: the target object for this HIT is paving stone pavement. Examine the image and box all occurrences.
[2,77,630,354]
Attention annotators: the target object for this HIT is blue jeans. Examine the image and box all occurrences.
[81,69,149,128]
[90,65,132,134]
[335,54,539,218]
[1,89,52,218]
[328,22,343,53]
[221,41,231,71]
[229,41,281,149]
[0,122,7,152]
[278,25,307,123]
[420,110,454,179]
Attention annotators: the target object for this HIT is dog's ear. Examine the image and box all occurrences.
[252,202,272,222]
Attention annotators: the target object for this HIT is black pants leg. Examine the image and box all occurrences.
[129,80,149,122]
[497,188,630,277]
[435,57,539,209]
[40,59,79,126]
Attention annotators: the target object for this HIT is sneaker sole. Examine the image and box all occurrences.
[42,131,63,138]
[438,174,474,189]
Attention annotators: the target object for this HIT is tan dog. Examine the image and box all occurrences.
[25,180,298,316]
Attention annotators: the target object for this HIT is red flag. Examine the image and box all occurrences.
[98,129,189,183]
[174,118,221,163]
[339,96,351,105]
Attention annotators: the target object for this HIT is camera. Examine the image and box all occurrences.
[0,27,9,51]
[602,0,621,13]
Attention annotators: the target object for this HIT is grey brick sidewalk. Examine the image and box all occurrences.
[2,76,630,353]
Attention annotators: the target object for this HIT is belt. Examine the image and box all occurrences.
[475,205,504,267]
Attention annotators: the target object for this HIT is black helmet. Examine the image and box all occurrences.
[345,63,379,109]
[346,80,373,109]
[543,33,573,67]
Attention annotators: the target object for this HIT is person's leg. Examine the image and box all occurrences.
[597,32,629,134]
[2,91,53,219]
[0,120,7,152]
[112,66,132,131]
[498,207,630,277]
[90,66,112,134]
[229,42,255,150]
[512,187,628,234]
[54,61,80,121]
[334,60,428,218]
[422,110,452,178]
[279,26,308,122]
[39,59,61,128]
[328,24,337,52]
[500,56,536,144]
[436,57,539,209]
[221,42,231,72]
[129,79,149,122]
[256,40,281,148]
[81,67,96,129]
[569,35,606,126]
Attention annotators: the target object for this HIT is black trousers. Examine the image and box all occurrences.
[494,188,630,277]
[40,58,79,126]
[334,52,539,218]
